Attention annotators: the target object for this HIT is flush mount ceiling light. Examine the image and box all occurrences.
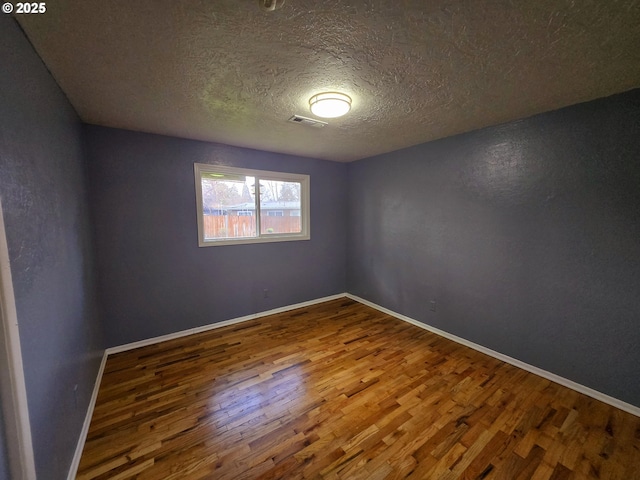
[309,92,352,118]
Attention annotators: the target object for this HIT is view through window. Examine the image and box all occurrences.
[194,164,310,246]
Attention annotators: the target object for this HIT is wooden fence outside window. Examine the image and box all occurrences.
[203,215,301,239]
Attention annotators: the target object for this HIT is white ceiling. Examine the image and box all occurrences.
[16,0,640,162]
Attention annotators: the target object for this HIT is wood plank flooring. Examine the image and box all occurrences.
[76,298,640,479]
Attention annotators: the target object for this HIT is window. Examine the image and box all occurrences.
[194,163,310,246]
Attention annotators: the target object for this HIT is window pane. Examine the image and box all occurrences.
[195,163,309,246]
[201,174,257,240]
[259,180,302,235]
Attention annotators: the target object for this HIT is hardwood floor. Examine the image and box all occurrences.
[76,298,640,479]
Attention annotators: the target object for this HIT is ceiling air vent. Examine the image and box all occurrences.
[288,115,327,128]
[258,0,285,11]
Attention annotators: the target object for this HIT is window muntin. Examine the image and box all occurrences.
[194,164,310,246]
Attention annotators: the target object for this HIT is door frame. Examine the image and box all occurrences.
[0,198,36,479]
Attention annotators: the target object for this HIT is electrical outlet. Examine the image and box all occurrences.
[263,289,269,299]
[73,384,79,409]
[430,300,437,312]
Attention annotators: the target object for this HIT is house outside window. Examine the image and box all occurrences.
[194,163,310,246]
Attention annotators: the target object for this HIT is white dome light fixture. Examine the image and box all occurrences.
[309,92,352,118]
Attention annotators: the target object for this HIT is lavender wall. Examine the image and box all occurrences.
[84,126,347,347]
[0,17,104,479]
[347,89,640,407]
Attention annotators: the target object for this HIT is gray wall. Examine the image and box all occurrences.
[84,126,347,347]
[347,89,640,407]
[0,17,104,479]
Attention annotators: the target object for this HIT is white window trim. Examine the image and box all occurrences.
[194,163,310,247]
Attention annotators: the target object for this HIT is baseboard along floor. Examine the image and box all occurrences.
[71,297,640,479]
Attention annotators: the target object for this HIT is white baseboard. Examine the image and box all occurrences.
[106,293,346,355]
[67,350,108,480]
[67,293,345,479]
[68,291,639,478]
[346,293,640,418]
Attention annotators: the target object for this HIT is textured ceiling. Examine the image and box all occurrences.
[15,0,640,162]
